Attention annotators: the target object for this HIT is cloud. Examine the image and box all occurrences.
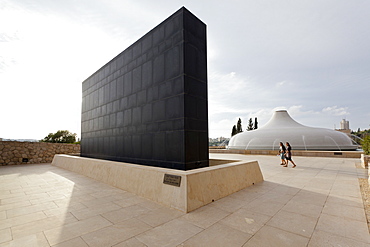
[209,118,236,138]
[322,106,350,116]
[208,71,255,115]
[276,81,287,87]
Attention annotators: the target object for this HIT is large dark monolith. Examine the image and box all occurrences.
[81,7,208,170]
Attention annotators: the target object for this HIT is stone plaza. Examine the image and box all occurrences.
[0,153,369,246]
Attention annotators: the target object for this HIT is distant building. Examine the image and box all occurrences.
[217,137,228,142]
[336,119,351,134]
[209,137,229,142]
[209,137,230,146]
[340,119,350,130]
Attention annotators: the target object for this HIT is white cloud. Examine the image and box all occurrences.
[208,70,255,116]
[209,118,235,138]
[209,71,251,95]
[276,81,287,87]
[322,106,350,116]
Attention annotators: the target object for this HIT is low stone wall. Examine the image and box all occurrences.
[209,146,226,149]
[210,149,363,158]
[362,154,369,168]
[0,141,80,166]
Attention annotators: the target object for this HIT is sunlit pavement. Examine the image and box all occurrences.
[0,154,369,246]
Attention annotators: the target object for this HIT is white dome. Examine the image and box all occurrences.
[228,110,357,151]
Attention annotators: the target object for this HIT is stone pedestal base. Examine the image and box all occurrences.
[52,155,263,212]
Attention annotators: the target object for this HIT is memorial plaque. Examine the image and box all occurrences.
[163,174,182,187]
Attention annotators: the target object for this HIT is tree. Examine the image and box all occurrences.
[236,118,243,133]
[254,117,258,130]
[231,118,243,137]
[41,130,77,143]
[231,125,238,136]
[352,128,370,139]
[247,118,254,131]
[362,135,370,155]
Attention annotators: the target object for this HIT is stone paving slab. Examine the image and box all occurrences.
[0,154,369,246]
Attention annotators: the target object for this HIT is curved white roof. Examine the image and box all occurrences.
[228,110,357,151]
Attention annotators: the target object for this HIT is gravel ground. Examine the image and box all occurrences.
[359,178,370,233]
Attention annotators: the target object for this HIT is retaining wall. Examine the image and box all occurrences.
[0,141,80,166]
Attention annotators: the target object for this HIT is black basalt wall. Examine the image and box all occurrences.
[81,7,208,170]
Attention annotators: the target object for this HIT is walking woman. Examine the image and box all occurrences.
[278,142,286,165]
[283,142,296,168]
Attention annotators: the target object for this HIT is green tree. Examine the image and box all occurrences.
[231,118,243,136]
[231,125,237,136]
[236,118,243,133]
[362,135,370,155]
[41,130,77,143]
[352,128,370,139]
[247,118,254,131]
[254,117,258,130]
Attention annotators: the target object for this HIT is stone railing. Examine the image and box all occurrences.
[0,141,80,166]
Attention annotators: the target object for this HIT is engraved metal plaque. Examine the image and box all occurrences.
[163,174,181,187]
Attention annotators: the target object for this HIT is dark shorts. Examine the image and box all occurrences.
[285,153,292,160]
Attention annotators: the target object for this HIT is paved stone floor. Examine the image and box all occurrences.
[0,154,369,247]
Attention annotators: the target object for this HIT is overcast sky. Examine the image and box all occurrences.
[1,0,369,140]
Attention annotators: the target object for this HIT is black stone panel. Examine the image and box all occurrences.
[81,7,208,170]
